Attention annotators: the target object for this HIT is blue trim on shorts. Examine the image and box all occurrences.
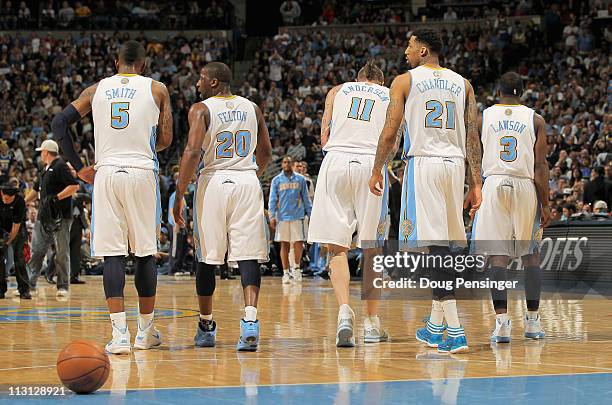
[90,187,95,257]
[529,203,541,254]
[400,157,418,247]
[155,173,162,227]
[378,168,389,243]
[192,176,202,261]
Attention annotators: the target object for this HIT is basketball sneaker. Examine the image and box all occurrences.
[292,268,302,282]
[281,272,291,284]
[236,319,259,351]
[364,316,389,343]
[56,289,68,297]
[524,314,545,339]
[491,318,512,343]
[336,307,355,347]
[134,323,162,350]
[416,320,445,348]
[195,319,217,347]
[106,326,131,355]
[437,326,468,354]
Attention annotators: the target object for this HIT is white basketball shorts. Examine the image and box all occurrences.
[194,170,268,265]
[307,151,388,249]
[399,156,466,248]
[275,219,306,242]
[91,165,160,258]
[471,175,541,257]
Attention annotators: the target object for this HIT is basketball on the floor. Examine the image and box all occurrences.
[56,340,110,394]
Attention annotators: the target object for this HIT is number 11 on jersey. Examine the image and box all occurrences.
[348,97,375,121]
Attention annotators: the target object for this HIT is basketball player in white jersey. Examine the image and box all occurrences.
[53,41,173,354]
[370,28,482,354]
[472,72,550,343]
[308,61,393,347]
[173,62,271,351]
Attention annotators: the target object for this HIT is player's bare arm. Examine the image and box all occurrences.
[369,73,410,196]
[320,85,341,147]
[254,103,272,177]
[53,83,99,184]
[533,113,551,227]
[153,81,173,151]
[173,102,209,227]
[463,79,483,217]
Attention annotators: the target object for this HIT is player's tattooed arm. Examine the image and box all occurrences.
[154,81,173,151]
[464,80,482,187]
[254,102,272,177]
[320,85,341,147]
[370,74,409,196]
[533,113,551,227]
[71,83,98,116]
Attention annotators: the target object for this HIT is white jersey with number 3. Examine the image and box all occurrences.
[403,66,467,158]
[324,81,390,155]
[481,104,535,179]
[92,74,160,170]
[200,95,258,174]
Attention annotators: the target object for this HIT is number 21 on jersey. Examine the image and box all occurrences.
[215,130,251,159]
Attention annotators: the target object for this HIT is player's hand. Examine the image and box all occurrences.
[463,185,482,219]
[270,218,277,230]
[77,166,95,184]
[540,205,552,228]
[369,171,384,196]
[173,196,186,228]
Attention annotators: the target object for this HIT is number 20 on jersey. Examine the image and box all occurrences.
[215,130,251,158]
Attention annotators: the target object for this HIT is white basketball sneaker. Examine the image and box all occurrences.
[281,272,291,284]
[106,326,131,355]
[336,305,355,347]
[364,316,389,343]
[134,322,162,350]
[524,314,545,339]
[292,268,302,282]
[491,317,512,343]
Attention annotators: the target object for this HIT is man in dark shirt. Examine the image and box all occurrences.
[26,140,79,297]
[0,178,30,299]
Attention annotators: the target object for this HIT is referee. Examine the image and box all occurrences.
[26,140,79,297]
[0,178,30,299]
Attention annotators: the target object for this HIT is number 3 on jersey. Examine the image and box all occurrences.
[500,136,518,162]
[111,102,130,129]
[215,130,251,159]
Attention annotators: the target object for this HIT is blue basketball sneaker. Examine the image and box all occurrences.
[194,320,217,347]
[437,326,468,354]
[416,320,445,347]
[237,319,259,351]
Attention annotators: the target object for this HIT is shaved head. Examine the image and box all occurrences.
[204,62,232,84]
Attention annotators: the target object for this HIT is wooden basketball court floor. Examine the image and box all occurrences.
[1,275,612,404]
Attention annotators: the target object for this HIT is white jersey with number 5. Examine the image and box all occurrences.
[403,66,466,158]
[324,81,390,155]
[481,104,535,179]
[92,74,160,170]
[200,95,258,174]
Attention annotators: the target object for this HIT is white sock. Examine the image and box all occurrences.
[244,306,257,322]
[527,310,538,320]
[441,299,460,329]
[200,314,213,321]
[339,304,353,319]
[110,312,127,332]
[294,267,301,274]
[138,312,154,330]
[496,313,510,324]
[430,300,444,325]
[283,269,290,275]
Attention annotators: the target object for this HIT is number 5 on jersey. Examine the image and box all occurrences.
[216,130,251,158]
[111,102,130,129]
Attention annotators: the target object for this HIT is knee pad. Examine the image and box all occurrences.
[239,260,261,289]
[490,266,508,310]
[525,265,541,311]
[196,262,216,296]
[103,256,126,299]
[134,255,157,297]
